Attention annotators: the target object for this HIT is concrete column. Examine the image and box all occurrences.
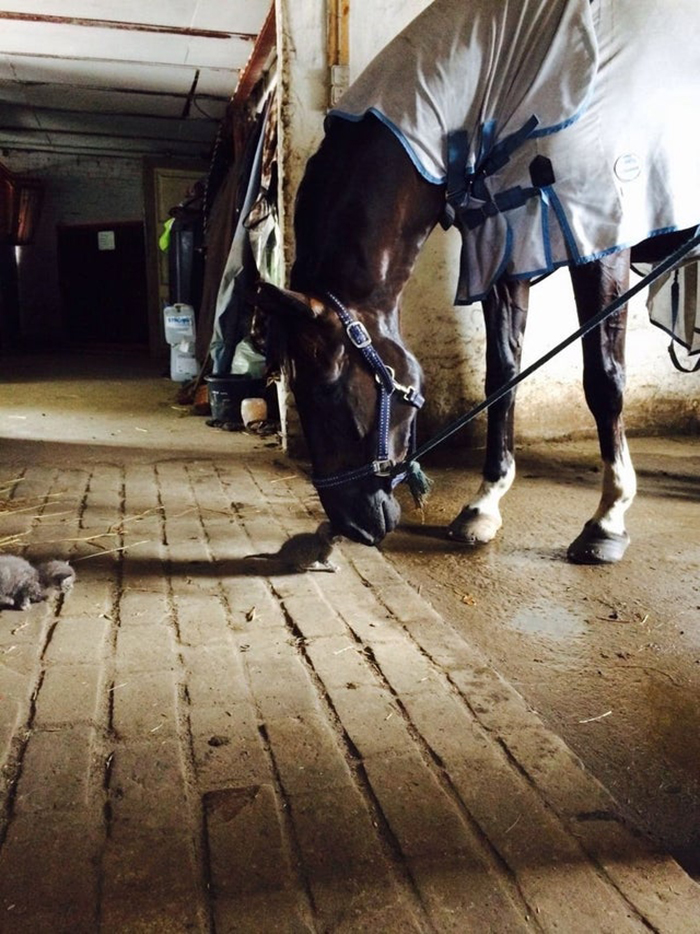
[273,0,328,455]
[275,0,327,280]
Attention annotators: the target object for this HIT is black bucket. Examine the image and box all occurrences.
[205,375,266,424]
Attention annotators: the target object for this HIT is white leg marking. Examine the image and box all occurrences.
[468,459,516,524]
[592,439,637,536]
[449,459,516,543]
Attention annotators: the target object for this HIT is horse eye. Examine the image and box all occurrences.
[314,375,341,397]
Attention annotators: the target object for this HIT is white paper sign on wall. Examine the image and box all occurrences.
[97,230,115,251]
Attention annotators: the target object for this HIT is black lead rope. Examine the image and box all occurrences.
[401,225,700,471]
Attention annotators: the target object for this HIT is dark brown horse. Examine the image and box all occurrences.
[256,112,694,562]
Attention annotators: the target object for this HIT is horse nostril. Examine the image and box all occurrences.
[318,485,400,545]
[382,495,401,534]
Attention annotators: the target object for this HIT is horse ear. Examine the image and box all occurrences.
[256,281,325,320]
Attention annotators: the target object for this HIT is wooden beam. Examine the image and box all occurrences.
[327,0,349,67]
[231,3,276,110]
[0,11,256,41]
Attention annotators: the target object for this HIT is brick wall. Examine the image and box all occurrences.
[4,153,143,343]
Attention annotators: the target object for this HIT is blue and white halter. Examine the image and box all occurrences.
[311,292,424,493]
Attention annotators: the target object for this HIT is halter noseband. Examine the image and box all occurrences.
[311,292,425,492]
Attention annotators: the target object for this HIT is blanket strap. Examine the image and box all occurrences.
[462,184,540,230]
[668,343,700,372]
[443,115,544,233]
[443,115,549,300]
[473,115,540,191]
[441,129,471,229]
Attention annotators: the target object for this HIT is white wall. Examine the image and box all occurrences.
[277,0,699,445]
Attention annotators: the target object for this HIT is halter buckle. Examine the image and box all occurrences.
[402,385,423,407]
[346,320,372,349]
[380,366,423,407]
[372,459,394,477]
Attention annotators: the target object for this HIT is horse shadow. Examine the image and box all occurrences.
[76,554,313,580]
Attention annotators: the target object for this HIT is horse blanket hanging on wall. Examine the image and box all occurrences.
[329,0,700,316]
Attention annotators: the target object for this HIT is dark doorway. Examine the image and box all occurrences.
[57,221,149,345]
[0,243,20,350]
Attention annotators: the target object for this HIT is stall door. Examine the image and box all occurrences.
[57,222,149,345]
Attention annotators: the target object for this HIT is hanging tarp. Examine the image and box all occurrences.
[647,264,700,360]
[196,166,238,363]
[208,99,271,375]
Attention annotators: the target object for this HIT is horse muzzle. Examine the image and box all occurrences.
[318,483,401,545]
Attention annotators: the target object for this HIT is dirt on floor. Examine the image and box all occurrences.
[3,351,699,868]
[383,435,700,874]
[7,350,698,870]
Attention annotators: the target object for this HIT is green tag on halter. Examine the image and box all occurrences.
[406,461,433,509]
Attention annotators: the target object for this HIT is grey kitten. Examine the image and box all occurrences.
[249,521,342,572]
[0,556,76,611]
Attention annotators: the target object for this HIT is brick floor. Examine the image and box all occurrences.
[0,446,698,932]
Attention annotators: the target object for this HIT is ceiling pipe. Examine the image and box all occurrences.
[181,70,201,119]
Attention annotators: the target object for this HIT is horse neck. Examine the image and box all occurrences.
[291,117,445,322]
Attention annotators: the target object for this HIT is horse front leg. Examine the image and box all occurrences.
[447,279,529,544]
[567,252,635,564]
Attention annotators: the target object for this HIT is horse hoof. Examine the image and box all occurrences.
[567,521,630,564]
[447,507,500,545]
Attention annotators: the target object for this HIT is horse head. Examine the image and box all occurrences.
[256,282,424,545]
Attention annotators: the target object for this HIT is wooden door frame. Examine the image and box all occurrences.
[143,157,209,359]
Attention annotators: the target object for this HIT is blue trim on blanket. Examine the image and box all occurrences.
[477,119,497,168]
[455,222,699,306]
[545,188,582,263]
[571,225,686,266]
[530,79,596,140]
[509,259,571,282]
[326,107,446,185]
[540,187,553,270]
[330,85,594,193]
[494,224,515,290]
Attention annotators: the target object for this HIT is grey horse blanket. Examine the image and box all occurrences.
[329,0,700,312]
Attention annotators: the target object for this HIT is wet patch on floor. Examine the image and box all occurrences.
[507,600,587,639]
